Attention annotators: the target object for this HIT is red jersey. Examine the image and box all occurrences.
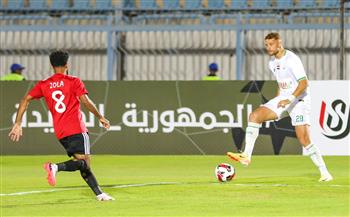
[28,73,88,139]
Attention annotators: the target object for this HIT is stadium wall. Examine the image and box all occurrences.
[1,80,348,155]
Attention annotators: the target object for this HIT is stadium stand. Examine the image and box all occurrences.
[183,0,202,9]
[0,0,349,80]
[162,0,180,10]
[205,0,226,9]
[95,0,113,10]
[251,0,271,9]
[50,0,69,10]
[28,0,46,10]
[0,0,346,11]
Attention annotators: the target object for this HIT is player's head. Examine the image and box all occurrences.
[264,32,283,56]
[49,50,69,72]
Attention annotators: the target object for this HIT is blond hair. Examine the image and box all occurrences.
[265,32,281,40]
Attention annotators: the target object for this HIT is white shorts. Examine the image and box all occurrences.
[262,94,311,126]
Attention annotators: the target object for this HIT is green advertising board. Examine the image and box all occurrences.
[0,81,301,155]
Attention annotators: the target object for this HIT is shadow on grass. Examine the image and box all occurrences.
[1,197,91,208]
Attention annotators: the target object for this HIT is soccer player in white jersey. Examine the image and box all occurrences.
[227,32,333,182]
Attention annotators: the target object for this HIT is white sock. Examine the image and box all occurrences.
[243,122,261,159]
[304,144,329,175]
[52,164,58,171]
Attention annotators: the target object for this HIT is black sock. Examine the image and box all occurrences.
[57,159,86,172]
[80,168,103,196]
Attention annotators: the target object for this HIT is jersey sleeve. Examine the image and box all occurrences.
[290,55,307,81]
[74,78,88,97]
[28,82,43,99]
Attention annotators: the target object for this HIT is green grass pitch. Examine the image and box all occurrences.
[1,155,349,217]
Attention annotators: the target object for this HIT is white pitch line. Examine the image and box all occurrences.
[1,182,347,197]
[0,182,180,196]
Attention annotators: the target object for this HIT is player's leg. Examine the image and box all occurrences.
[44,133,115,199]
[289,98,332,181]
[73,132,114,201]
[74,154,101,195]
[74,153,114,201]
[45,157,92,186]
[44,134,88,186]
[243,106,278,158]
[295,125,333,181]
[228,96,282,165]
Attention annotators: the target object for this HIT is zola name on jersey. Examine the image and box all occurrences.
[50,81,64,89]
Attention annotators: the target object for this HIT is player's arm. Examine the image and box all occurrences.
[9,94,34,142]
[277,78,308,108]
[292,78,308,98]
[79,94,110,129]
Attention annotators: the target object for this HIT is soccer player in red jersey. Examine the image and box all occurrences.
[9,50,115,201]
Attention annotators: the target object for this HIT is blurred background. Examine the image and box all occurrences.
[0,0,349,81]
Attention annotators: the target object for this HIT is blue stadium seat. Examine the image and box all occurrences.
[297,0,316,8]
[139,0,157,9]
[231,0,248,9]
[323,0,339,8]
[184,0,202,10]
[51,0,70,9]
[208,0,225,9]
[123,0,135,9]
[275,0,293,8]
[7,0,24,9]
[73,0,91,10]
[29,0,47,9]
[95,0,112,10]
[162,0,180,9]
[251,0,271,9]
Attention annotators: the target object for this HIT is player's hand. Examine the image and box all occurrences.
[99,117,110,129]
[8,123,23,142]
[277,99,291,108]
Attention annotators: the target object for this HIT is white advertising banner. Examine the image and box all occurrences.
[307,81,350,156]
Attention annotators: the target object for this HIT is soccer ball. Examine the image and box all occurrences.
[215,163,235,182]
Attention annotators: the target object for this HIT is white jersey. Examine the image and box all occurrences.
[268,50,308,98]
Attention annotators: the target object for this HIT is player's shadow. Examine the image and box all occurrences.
[1,197,90,208]
[58,181,219,190]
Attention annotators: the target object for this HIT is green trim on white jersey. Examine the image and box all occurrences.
[297,76,307,81]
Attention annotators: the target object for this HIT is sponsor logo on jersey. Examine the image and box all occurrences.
[278,81,292,89]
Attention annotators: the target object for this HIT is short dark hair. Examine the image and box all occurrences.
[265,32,281,40]
[49,50,69,67]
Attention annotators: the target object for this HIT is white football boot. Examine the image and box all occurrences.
[96,193,115,201]
[319,172,333,182]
